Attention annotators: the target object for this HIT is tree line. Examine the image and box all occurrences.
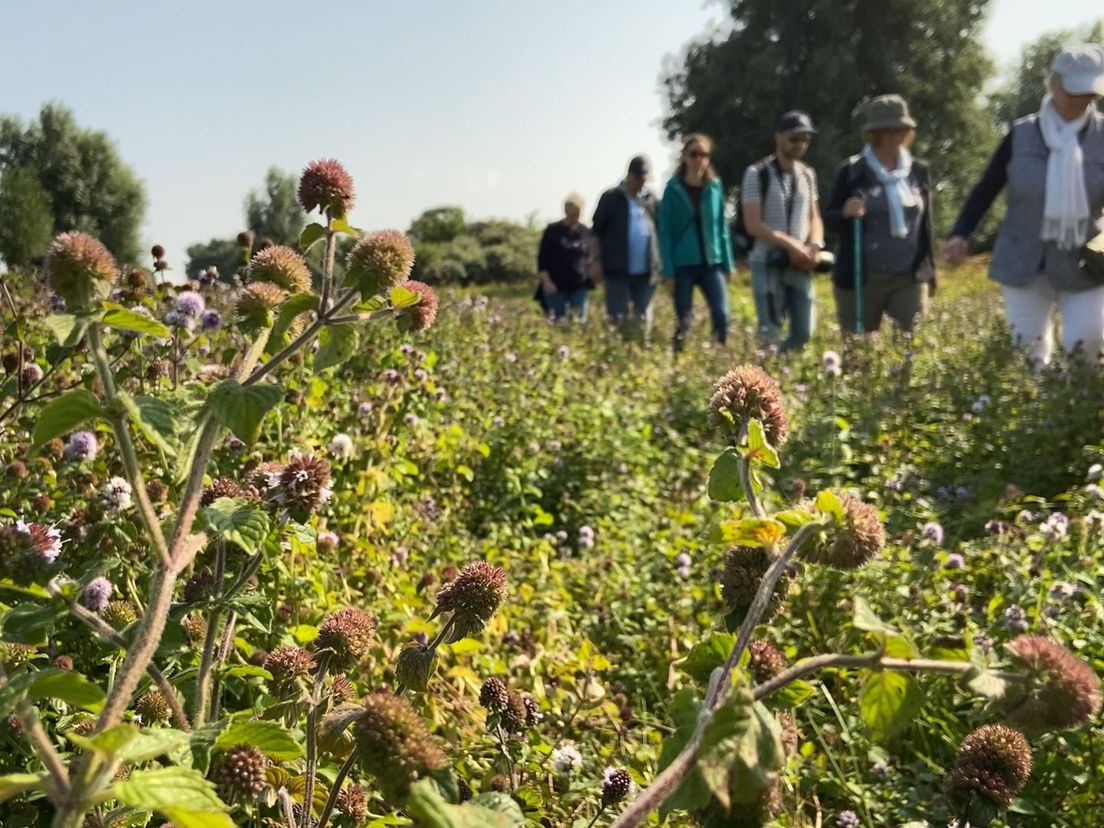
[1,9,1101,277]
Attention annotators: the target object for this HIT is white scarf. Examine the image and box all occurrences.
[861,144,916,239]
[1039,94,1092,251]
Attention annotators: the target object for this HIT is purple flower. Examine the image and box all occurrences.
[955,486,970,501]
[164,309,194,331]
[921,521,944,544]
[675,552,692,568]
[199,309,222,331]
[944,553,965,570]
[1039,512,1069,540]
[1005,604,1028,632]
[974,633,993,653]
[317,531,339,550]
[985,519,1009,535]
[492,416,505,428]
[414,368,428,382]
[836,812,860,828]
[578,525,595,549]
[822,350,842,377]
[505,352,517,363]
[102,476,133,510]
[64,431,98,461]
[80,577,113,611]
[403,412,418,427]
[174,291,206,318]
[1089,463,1104,482]
[558,345,570,359]
[382,369,401,385]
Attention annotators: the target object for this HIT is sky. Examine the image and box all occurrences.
[2,0,1100,274]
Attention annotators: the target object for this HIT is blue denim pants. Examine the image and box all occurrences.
[604,271,655,337]
[750,262,815,351]
[547,287,589,322]
[672,264,729,350]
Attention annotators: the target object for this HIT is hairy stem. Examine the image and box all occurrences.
[301,655,331,828]
[585,804,607,828]
[193,543,226,728]
[315,747,359,828]
[0,663,70,799]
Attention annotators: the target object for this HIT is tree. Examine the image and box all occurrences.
[245,167,306,247]
[0,103,145,262]
[991,21,1104,126]
[0,167,53,269]
[662,0,997,237]
[406,208,539,285]
[408,206,466,244]
[184,237,243,281]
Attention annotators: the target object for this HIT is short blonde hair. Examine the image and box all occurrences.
[564,192,585,211]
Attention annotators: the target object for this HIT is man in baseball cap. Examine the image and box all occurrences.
[1051,43,1104,97]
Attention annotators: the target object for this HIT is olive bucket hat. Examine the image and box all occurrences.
[862,94,917,131]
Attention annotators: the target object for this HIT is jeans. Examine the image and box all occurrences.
[750,262,815,351]
[672,264,729,350]
[1001,279,1104,366]
[547,287,589,322]
[604,271,655,338]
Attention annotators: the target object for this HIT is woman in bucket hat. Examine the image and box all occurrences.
[823,94,936,334]
[946,44,1104,366]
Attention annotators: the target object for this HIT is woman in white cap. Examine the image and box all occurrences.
[946,44,1104,365]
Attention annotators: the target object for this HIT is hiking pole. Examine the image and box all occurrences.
[852,215,864,334]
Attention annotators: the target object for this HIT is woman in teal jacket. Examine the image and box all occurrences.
[659,133,735,350]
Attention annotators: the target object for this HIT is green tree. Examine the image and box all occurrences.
[407,208,539,286]
[184,237,243,282]
[0,103,145,262]
[991,21,1104,125]
[0,166,53,269]
[408,206,466,244]
[662,0,997,237]
[245,167,306,247]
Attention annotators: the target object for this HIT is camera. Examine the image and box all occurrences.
[764,246,836,273]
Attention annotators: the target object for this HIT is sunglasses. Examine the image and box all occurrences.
[787,135,812,145]
[687,150,711,159]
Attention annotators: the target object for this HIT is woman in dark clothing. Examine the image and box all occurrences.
[825,94,936,334]
[537,193,591,322]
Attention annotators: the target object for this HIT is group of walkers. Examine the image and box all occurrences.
[535,43,1104,366]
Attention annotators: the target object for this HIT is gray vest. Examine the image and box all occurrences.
[990,112,1104,291]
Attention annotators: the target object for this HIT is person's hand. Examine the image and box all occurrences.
[540,275,558,295]
[589,260,604,285]
[789,243,817,271]
[944,236,968,267]
[842,196,866,219]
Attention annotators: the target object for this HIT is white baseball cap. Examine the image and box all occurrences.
[1051,43,1104,96]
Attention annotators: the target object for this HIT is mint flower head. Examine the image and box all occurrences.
[720,545,786,627]
[174,290,206,319]
[211,745,268,804]
[0,520,63,585]
[298,158,355,217]
[63,431,98,462]
[102,476,133,511]
[709,365,789,447]
[329,433,354,460]
[946,724,1032,816]
[921,521,944,544]
[1002,636,1102,732]
[45,231,118,308]
[79,577,113,611]
[346,230,415,296]
[601,767,634,806]
[313,607,377,669]
[266,451,332,517]
[353,691,447,805]
[236,281,289,319]
[431,560,508,641]
[247,246,312,293]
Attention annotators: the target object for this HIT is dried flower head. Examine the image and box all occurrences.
[601,767,633,806]
[432,560,508,641]
[266,451,333,517]
[103,601,138,629]
[151,245,166,259]
[135,690,172,724]
[748,640,787,685]
[479,677,510,713]
[211,744,268,803]
[45,231,118,308]
[499,692,531,733]
[335,783,368,823]
[299,159,355,217]
[395,642,437,693]
[353,691,447,804]
[720,546,786,628]
[346,230,415,296]
[946,724,1032,812]
[1002,636,1102,732]
[314,607,377,668]
[264,646,317,694]
[200,477,244,507]
[709,366,789,447]
[330,675,357,705]
[236,281,289,319]
[0,520,63,585]
[402,280,439,333]
[236,230,254,248]
[247,246,311,293]
[803,494,885,569]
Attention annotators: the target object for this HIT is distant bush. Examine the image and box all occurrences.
[408,206,539,286]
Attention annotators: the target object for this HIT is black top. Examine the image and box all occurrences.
[950,133,1013,238]
[680,179,708,264]
[537,220,591,292]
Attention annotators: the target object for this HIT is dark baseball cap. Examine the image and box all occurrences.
[627,155,651,176]
[775,110,817,134]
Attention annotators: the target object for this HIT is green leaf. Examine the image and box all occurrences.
[743,418,780,468]
[116,393,178,456]
[206,379,283,444]
[28,669,105,711]
[0,772,47,804]
[31,388,102,450]
[330,218,359,237]
[859,670,923,741]
[314,324,359,371]
[407,779,523,827]
[775,508,816,531]
[43,313,85,347]
[111,767,231,827]
[814,489,846,521]
[2,602,67,645]
[698,693,783,810]
[766,679,815,708]
[268,292,318,353]
[390,284,419,308]
[852,596,899,636]
[707,449,743,502]
[299,222,327,251]
[677,632,736,684]
[657,689,712,818]
[712,518,786,549]
[214,719,303,760]
[199,498,271,555]
[101,302,171,338]
[959,665,1011,701]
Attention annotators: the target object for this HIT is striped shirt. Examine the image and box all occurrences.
[741,159,818,264]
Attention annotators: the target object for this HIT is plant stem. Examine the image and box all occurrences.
[301,655,331,828]
[494,721,517,792]
[315,747,358,828]
[0,663,70,799]
[193,542,226,728]
[279,787,300,828]
[585,804,607,828]
[319,216,336,315]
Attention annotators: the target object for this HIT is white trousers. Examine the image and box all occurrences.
[1001,280,1104,365]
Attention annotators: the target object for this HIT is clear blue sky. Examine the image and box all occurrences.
[2,0,1099,273]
